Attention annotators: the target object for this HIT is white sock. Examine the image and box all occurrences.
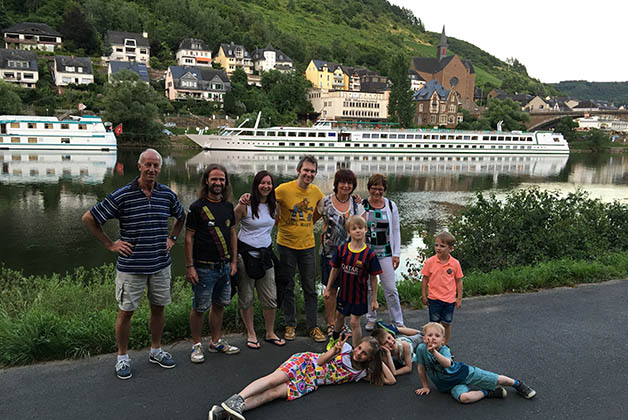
[150,347,162,356]
[117,354,129,362]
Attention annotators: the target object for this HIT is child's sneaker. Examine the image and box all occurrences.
[376,320,399,336]
[149,350,176,368]
[191,342,205,363]
[115,359,132,380]
[209,338,240,355]
[221,394,245,420]
[326,337,339,351]
[486,386,507,399]
[208,405,229,420]
[514,381,536,399]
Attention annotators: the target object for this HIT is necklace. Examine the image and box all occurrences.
[335,194,350,203]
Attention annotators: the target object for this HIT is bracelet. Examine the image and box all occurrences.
[186,264,194,268]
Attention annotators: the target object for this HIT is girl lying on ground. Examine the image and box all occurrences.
[208,335,396,420]
[372,322,423,376]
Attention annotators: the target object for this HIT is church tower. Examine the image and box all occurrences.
[437,26,448,60]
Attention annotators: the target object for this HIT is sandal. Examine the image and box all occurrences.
[263,337,286,347]
[246,340,261,350]
[327,325,335,337]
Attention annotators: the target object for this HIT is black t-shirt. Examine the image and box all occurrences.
[186,198,235,263]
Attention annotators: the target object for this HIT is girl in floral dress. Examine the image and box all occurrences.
[209,336,395,420]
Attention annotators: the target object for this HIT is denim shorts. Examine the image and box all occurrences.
[192,265,231,312]
[450,366,499,401]
[428,298,456,324]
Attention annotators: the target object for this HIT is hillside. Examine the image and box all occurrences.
[551,81,628,106]
[1,0,549,93]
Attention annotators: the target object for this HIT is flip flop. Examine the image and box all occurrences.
[263,337,286,347]
[247,340,261,350]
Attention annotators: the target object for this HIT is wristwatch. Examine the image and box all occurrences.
[168,235,177,241]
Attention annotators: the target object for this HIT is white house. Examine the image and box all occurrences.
[176,38,212,67]
[53,55,93,87]
[252,44,293,73]
[0,48,38,88]
[3,22,62,52]
[106,31,150,66]
[165,66,231,103]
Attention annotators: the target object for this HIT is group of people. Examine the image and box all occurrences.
[82,149,536,418]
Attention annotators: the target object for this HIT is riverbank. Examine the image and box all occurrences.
[3,251,628,366]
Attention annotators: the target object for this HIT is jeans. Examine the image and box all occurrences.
[277,245,317,330]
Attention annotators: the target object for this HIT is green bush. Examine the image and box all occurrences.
[438,187,628,273]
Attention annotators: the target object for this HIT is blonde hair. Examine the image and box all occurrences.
[422,322,445,336]
[345,214,366,231]
[435,231,456,247]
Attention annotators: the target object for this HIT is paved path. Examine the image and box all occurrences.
[2,280,627,420]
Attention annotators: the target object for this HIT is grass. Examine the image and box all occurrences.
[2,252,628,366]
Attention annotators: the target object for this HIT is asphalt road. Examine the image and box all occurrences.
[2,280,627,420]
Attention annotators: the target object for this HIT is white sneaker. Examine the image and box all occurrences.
[191,342,205,363]
[208,338,240,355]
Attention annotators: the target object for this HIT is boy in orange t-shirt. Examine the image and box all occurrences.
[420,231,463,345]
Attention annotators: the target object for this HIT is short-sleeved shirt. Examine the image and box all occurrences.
[415,343,469,392]
[331,243,382,305]
[186,198,235,263]
[317,194,365,258]
[275,180,323,250]
[90,177,185,274]
[421,255,464,303]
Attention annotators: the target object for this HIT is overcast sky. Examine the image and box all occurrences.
[390,0,626,83]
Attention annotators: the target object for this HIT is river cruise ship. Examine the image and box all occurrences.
[0,115,117,151]
[187,120,569,155]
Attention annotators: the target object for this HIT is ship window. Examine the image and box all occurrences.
[440,144,445,148]
[553,137,561,142]
[299,142,305,146]
[372,134,380,139]
[61,124,70,129]
[398,134,405,139]
[456,145,461,148]
[389,134,397,139]
[289,142,295,146]
[309,143,315,146]
[490,136,497,141]
[278,142,285,146]
[278,132,286,137]
[363,134,370,138]
[381,134,387,139]
[298,132,306,137]
[61,138,70,143]
[448,135,455,140]
[78,124,87,130]
[513,136,519,141]
[11,123,19,128]
[267,132,275,136]
[526,137,533,142]
[288,132,296,137]
[406,134,414,139]
[498,136,504,141]
[11,137,20,143]
[256,131,265,136]
[345,144,351,147]
[45,123,53,129]
[456,135,462,140]
[308,132,316,137]
[448,145,453,148]
[28,137,37,143]
[381,144,387,148]
[28,123,36,129]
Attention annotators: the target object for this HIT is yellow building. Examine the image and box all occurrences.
[214,42,253,76]
[305,59,348,90]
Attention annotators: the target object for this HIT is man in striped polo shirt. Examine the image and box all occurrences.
[82,148,185,380]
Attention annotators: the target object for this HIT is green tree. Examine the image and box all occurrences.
[387,54,414,128]
[555,116,578,142]
[102,71,167,143]
[582,128,609,153]
[60,2,99,54]
[481,98,529,131]
[0,81,23,114]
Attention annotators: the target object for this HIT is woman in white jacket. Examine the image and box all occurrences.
[362,174,404,330]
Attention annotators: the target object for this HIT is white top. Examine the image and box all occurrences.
[237,203,274,249]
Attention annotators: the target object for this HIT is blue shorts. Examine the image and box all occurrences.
[320,255,340,288]
[336,297,368,317]
[428,298,455,324]
[192,265,231,312]
[450,366,499,401]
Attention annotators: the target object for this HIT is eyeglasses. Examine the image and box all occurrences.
[369,187,385,192]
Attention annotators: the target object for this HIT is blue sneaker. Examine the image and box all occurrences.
[149,350,176,368]
[376,320,399,336]
[115,359,132,380]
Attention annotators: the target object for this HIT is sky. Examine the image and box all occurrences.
[390,0,626,83]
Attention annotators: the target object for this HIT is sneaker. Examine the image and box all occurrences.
[486,386,507,399]
[149,350,176,368]
[309,327,326,343]
[326,336,339,351]
[364,321,376,331]
[341,323,352,337]
[284,326,296,341]
[514,381,536,399]
[115,359,132,380]
[221,394,245,420]
[208,338,240,355]
[191,342,205,363]
[208,404,229,420]
[376,320,399,336]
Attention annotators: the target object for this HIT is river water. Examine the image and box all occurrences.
[2,148,628,277]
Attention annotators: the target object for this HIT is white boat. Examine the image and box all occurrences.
[186,150,569,179]
[187,119,569,155]
[0,115,117,151]
[0,150,117,184]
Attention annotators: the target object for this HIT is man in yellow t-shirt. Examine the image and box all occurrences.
[275,155,325,343]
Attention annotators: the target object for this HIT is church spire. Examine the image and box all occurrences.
[437,25,448,60]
